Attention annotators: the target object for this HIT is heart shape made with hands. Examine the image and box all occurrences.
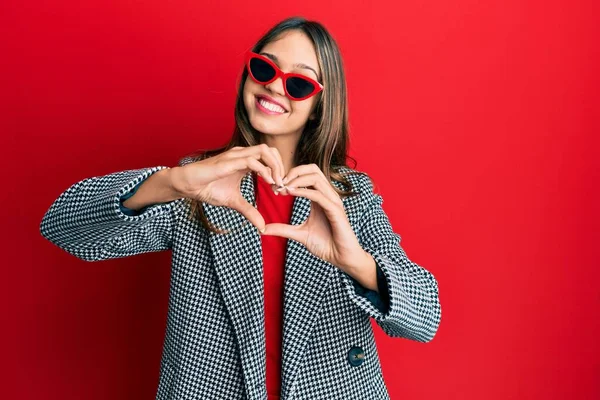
[254,170,369,275]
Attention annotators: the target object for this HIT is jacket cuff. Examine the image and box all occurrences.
[119,177,153,216]
[347,263,390,314]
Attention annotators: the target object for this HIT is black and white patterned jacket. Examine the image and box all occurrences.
[40,162,442,400]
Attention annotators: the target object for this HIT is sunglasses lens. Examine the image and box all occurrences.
[287,77,316,99]
[249,57,276,82]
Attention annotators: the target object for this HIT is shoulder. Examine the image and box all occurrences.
[331,166,381,219]
[332,165,377,196]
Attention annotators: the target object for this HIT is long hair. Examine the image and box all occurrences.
[180,16,369,234]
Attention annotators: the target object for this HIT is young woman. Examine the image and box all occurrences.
[40,16,441,400]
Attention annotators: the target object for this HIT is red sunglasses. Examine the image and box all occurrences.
[245,51,323,101]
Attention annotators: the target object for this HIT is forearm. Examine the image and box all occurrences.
[122,167,183,211]
[341,250,379,293]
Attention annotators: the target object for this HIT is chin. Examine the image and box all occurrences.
[248,115,281,135]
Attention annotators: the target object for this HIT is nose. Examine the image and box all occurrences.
[264,77,286,97]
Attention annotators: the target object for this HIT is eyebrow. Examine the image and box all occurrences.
[259,52,320,81]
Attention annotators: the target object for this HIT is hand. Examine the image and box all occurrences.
[260,163,366,273]
[170,144,287,232]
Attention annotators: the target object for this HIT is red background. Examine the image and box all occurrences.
[2,1,598,399]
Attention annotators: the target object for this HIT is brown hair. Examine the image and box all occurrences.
[179,16,369,234]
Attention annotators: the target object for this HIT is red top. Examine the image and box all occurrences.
[255,172,295,399]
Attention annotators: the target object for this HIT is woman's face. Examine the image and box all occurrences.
[243,30,322,137]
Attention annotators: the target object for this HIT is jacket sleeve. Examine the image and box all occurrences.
[339,176,442,342]
[40,166,178,262]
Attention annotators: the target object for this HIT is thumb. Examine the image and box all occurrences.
[261,223,304,244]
[229,197,266,233]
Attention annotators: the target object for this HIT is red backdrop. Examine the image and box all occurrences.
[2,1,598,399]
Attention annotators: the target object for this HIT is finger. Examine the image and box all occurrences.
[280,164,314,196]
[283,173,342,206]
[224,155,275,184]
[230,144,284,186]
[268,147,286,187]
[283,164,323,185]
[273,185,291,196]
[229,194,267,233]
[246,157,276,185]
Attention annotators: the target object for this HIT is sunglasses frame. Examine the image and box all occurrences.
[245,51,324,101]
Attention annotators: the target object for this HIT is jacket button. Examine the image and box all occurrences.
[347,346,365,366]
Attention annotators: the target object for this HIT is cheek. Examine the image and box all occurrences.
[290,99,315,117]
[243,80,258,110]
[243,79,252,100]
[243,77,260,95]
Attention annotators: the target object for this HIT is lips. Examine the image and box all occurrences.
[255,94,288,112]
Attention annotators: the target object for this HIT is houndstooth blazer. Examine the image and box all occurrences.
[39,161,442,400]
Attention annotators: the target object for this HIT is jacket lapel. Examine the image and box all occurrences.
[204,171,338,399]
[203,171,266,398]
[279,192,338,400]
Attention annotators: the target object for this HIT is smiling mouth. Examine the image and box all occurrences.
[255,96,288,114]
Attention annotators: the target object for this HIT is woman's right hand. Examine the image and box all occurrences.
[170,144,287,232]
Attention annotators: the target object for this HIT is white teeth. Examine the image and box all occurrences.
[258,98,286,113]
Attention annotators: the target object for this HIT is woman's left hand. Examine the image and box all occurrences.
[261,164,365,273]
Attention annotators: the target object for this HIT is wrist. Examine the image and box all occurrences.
[341,250,379,292]
[165,166,184,198]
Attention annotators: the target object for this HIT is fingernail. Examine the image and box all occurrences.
[259,227,266,234]
[282,176,289,185]
[287,186,296,191]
